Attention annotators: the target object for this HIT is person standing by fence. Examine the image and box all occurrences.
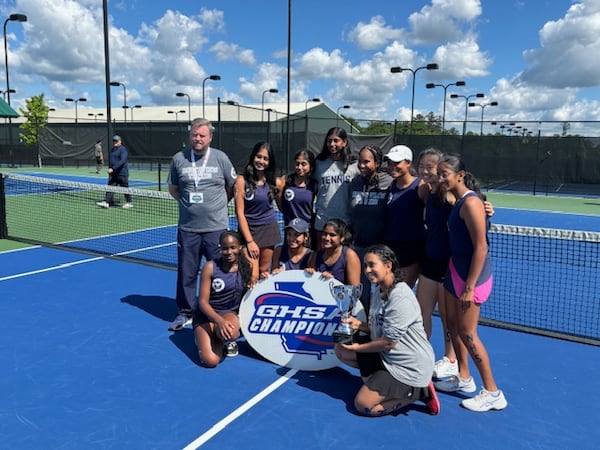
[96,135,132,209]
[94,139,104,174]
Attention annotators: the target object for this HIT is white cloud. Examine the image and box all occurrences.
[347,15,405,51]
[210,41,256,66]
[520,1,600,88]
[409,0,482,45]
[431,38,492,79]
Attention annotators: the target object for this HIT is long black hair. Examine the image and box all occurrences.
[439,154,486,200]
[285,149,316,186]
[364,244,405,291]
[323,218,353,246]
[243,141,278,202]
[220,230,253,288]
[316,127,354,170]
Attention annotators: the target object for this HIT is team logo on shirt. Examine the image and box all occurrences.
[284,188,295,202]
[239,270,343,371]
[244,188,255,201]
[212,277,225,292]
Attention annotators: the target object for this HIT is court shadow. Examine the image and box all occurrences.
[236,339,271,363]
[120,294,178,323]
[286,366,362,413]
[168,328,202,365]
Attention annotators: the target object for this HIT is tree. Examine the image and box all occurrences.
[18,93,50,145]
[361,120,395,135]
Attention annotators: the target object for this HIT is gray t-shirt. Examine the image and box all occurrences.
[312,159,359,231]
[369,282,434,387]
[168,147,237,233]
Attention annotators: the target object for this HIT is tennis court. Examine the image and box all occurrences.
[1,170,599,448]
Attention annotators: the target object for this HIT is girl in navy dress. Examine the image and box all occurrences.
[193,231,257,367]
[305,218,361,286]
[415,148,495,379]
[270,218,313,275]
[433,155,507,412]
[235,142,281,275]
[383,145,425,288]
[276,149,317,227]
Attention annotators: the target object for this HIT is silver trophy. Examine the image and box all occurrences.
[329,282,363,344]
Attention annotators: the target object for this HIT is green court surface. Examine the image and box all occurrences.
[485,192,600,215]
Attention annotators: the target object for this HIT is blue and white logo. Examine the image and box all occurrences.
[239,270,343,371]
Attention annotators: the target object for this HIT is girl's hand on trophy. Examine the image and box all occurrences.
[345,316,361,330]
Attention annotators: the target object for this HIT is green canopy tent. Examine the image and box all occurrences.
[1,98,20,167]
[0,97,19,118]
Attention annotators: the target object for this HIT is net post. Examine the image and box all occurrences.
[158,161,162,191]
[0,174,7,238]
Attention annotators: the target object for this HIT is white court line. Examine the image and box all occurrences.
[182,368,299,450]
[0,256,104,281]
[0,242,175,282]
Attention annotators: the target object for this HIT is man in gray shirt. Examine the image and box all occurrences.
[167,118,237,331]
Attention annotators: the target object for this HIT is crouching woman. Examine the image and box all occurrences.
[193,231,257,367]
[335,244,440,416]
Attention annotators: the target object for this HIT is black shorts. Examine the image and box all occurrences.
[249,221,282,248]
[386,239,425,267]
[363,368,429,402]
[420,257,449,283]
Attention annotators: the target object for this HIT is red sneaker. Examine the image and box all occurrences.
[426,380,441,415]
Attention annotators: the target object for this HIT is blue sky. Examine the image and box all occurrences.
[1,0,599,134]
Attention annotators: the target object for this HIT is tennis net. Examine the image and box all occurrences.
[0,172,180,268]
[481,224,600,345]
[1,172,599,344]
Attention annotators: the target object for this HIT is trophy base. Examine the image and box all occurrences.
[333,330,356,345]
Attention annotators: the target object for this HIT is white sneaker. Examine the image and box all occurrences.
[433,356,459,378]
[462,389,508,412]
[122,202,133,209]
[224,341,239,357]
[96,201,109,208]
[434,375,476,393]
[168,313,192,331]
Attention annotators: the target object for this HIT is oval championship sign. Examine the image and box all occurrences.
[239,270,351,371]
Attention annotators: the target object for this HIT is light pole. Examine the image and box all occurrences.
[130,105,141,121]
[175,92,191,124]
[468,101,498,135]
[261,88,278,121]
[65,97,87,124]
[88,112,104,122]
[336,105,351,126]
[3,13,27,106]
[450,92,484,135]
[426,81,465,134]
[168,109,186,123]
[202,74,221,118]
[390,63,438,138]
[109,81,127,122]
[1,88,15,100]
[226,100,240,122]
[305,97,320,116]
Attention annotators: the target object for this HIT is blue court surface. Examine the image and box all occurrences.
[15,171,156,188]
[1,245,599,449]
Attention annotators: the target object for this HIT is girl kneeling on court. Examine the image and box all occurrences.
[335,244,440,416]
[193,231,257,368]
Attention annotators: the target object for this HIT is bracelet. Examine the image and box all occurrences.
[247,240,254,244]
